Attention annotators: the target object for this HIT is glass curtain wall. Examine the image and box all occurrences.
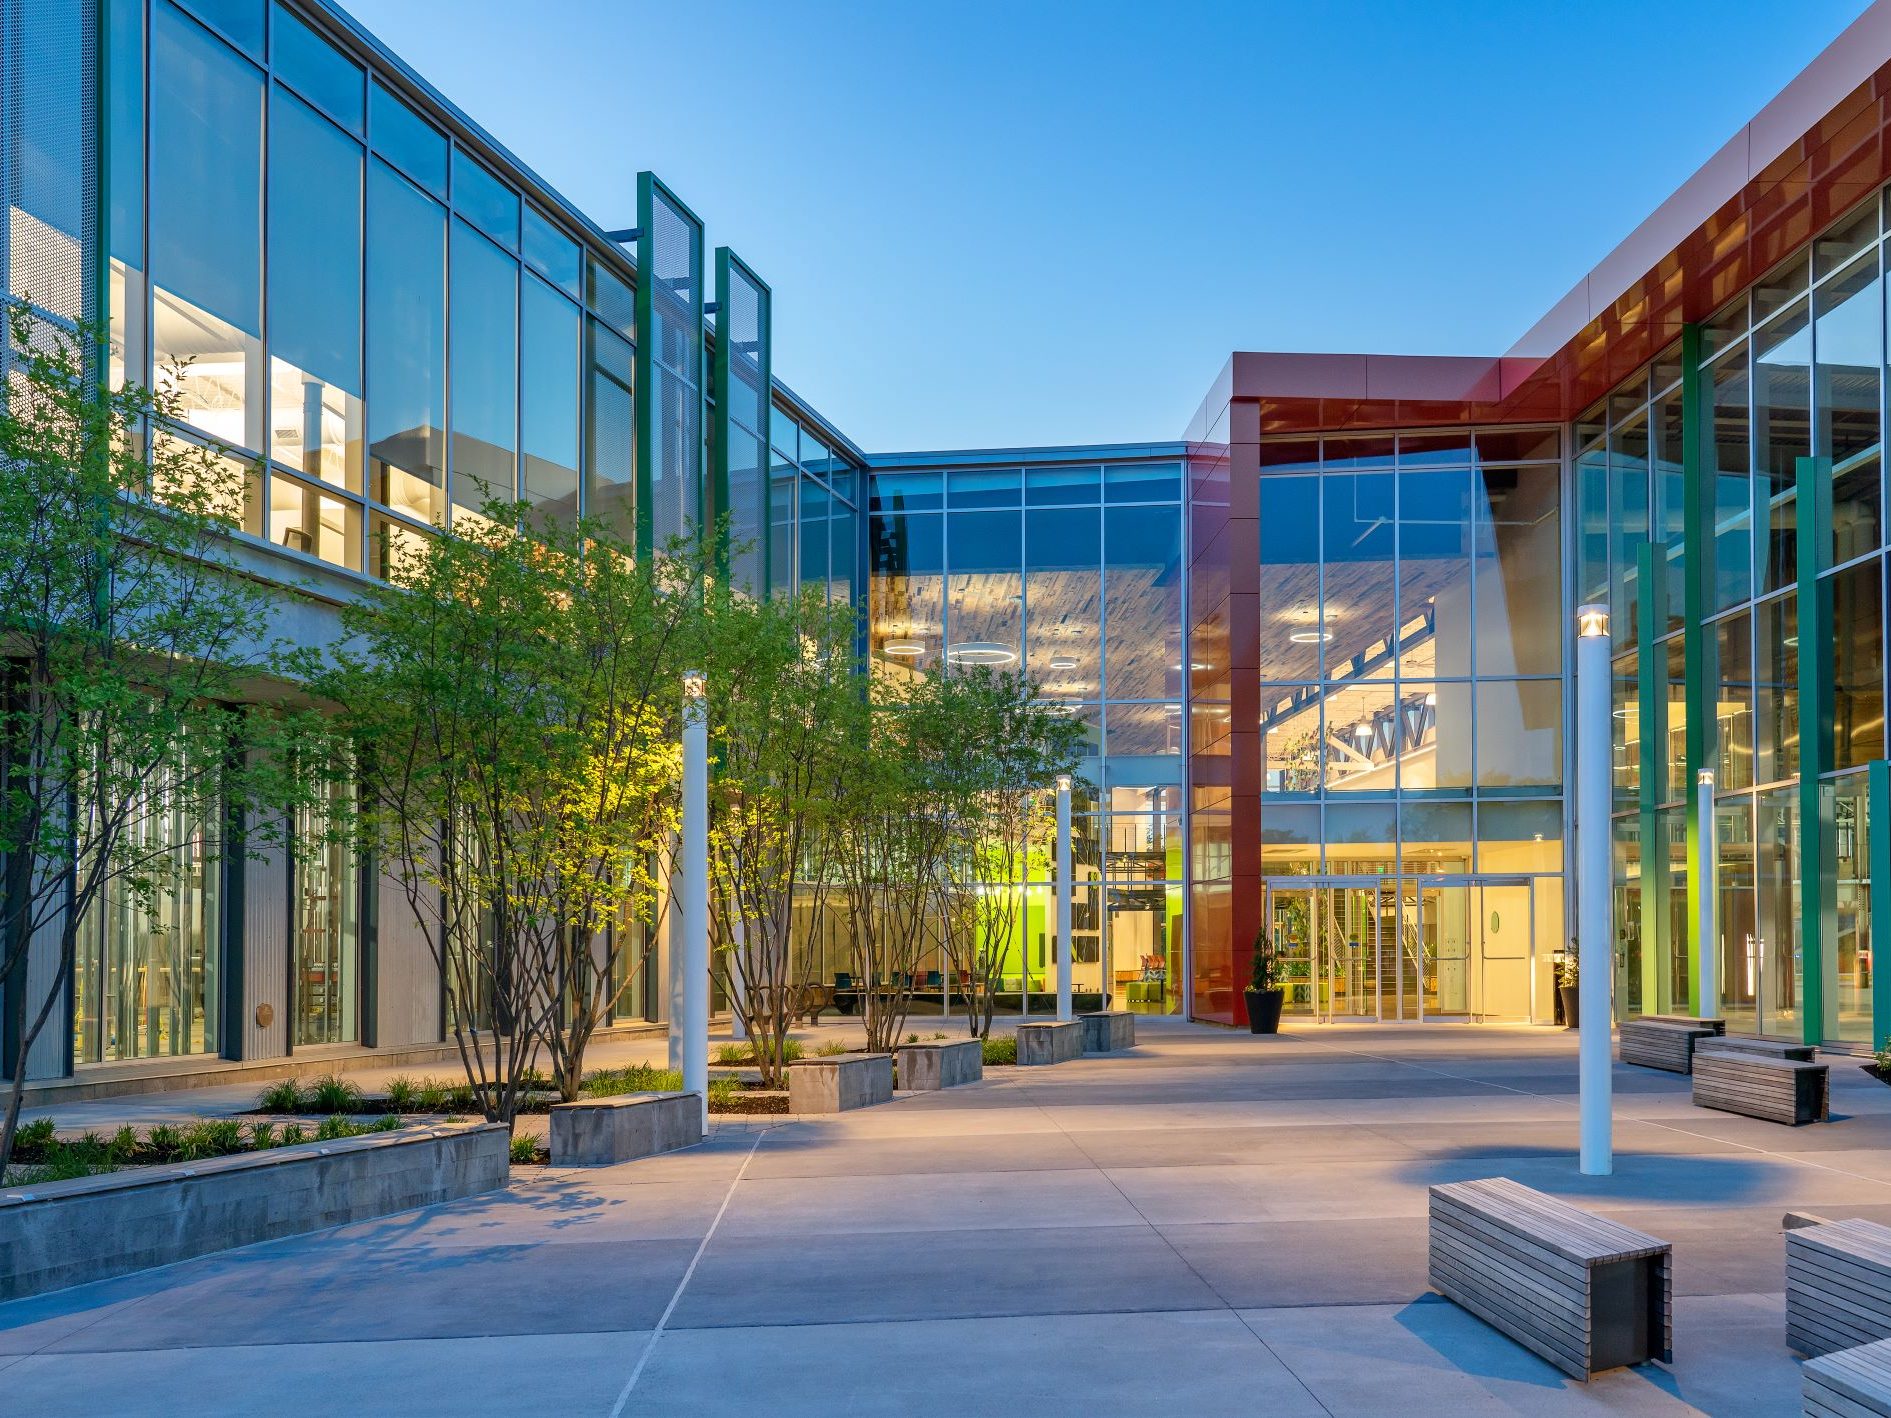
[866,457,1186,1014]
[1670,190,1889,1044]
[113,0,640,575]
[1253,429,1565,1021]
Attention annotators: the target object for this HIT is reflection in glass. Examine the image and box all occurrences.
[1261,688,1320,794]
[1833,557,1886,770]
[151,3,263,450]
[1817,253,1881,561]
[368,161,445,524]
[521,277,581,525]
[1104,504,1181,700]
[449,221,516,524]
[1258,476,1321,681]
[1322,681,1399,792]
[1755,786,1801,1036]
[268,89,362,493]
[1397,468,1470,679]
[1473,464,1561,675]
[1715,611,1754,789]
[1711,348,1754,609]
[1025,506,1100,696]
[1322,471,1396,674]
[945,508,1021,669]
[1827,774,1872,1044]
[1754,302,1811,591]
[585,320,634,541]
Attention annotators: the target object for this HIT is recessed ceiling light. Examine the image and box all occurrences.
[882,638,926,657]
[1288,630,1333,644]
[1048,654,1079,670]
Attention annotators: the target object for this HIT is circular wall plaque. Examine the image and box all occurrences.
[254,1002,275,1029]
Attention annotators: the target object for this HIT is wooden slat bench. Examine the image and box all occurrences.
[1642,1014,1726,1035]
[1429,1177,1672,1379]
[1619,1019,1717,1073]
[1789,1219,1891,1358]
[1698,1036,1816,1062]
[1693,1050,1829,1125]
[1805,1336,1891,1416]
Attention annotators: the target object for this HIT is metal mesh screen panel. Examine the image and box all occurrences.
[3,0,94,327]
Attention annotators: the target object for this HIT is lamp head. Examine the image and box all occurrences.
[1577,604,1609,639]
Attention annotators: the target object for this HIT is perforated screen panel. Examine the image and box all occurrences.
[2,0,96,336]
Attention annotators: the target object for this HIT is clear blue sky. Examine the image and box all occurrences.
[345,0,1871,453]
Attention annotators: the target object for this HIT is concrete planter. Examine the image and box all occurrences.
[0,1120,507,1302]
[1080,1010,1136,1053]
[787,1054,894,1112]
[548,1091,702,1165]
[1016,1020,1082,1065]
[896,1039,983,1090]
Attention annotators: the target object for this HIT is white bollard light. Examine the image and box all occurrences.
[1576,604,1613,1177]
[1698,769,1718,1021]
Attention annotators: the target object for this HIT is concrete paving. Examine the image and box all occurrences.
[8,1017,1891,1415]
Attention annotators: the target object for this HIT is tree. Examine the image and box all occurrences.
[317,510,692,1120]
[0,308,318,1172]
[928,668,1083,1038]
[698,585,853,1087]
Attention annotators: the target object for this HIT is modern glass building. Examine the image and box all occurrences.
[11,0,1891,1097]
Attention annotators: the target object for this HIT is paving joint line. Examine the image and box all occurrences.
[605,1128,763,1418]
[1010,1068,1336,1417]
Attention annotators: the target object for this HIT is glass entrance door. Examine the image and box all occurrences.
[1263,878,1385,1022]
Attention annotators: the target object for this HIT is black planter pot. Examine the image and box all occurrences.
[1245,987,1285,1035]
[1559,984,1580,1030]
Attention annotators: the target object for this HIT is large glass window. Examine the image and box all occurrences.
[521,276,580,524]
[1397,467,1470,679]
[1472,463,1561,676]
[1322,471,1396,675]
[272,1,361,132]
[1832,557,1886,771]
[268,88,362,499]
[1257,475,1321,681]
[1818,252,1882,562]
[73,772,222,1064]
[448,220,516,525]
[585,320,634,541]
[293,775,359,1046]
[1103,504,1181,701]
[367,160,445,525]
[1754,302,1812,592]
[151,1,264,452]
[1026,506,1100,700]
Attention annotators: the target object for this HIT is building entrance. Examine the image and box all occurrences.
[1263,876,1538,1022]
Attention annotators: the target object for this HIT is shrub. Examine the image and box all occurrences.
[508,1132,545,1165]
[257,1078,305,1113]
[250,1121,277,1150]
[277,1123,307,1147]
[780,1038,804,1062]
[108,1126,138,1163]
[416,1079,451,1112]
[384,1076,420,1112]
[815,1041,850,1057]
[306,1074,364,1114]
[370,1115,401,1133]
[178,1119,245,1160]
[314,1114,358,1141]
[145,1124,185,1163]
[11,1117,56,1162]
[982,1035,1017,1066]
[707,1076,740,1107]
[581,1064,683,1097]
[714,1042,749,1065]
[905,1033,920,1045]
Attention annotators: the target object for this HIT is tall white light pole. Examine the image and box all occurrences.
[1697,769,1718,1020]
[1576,605,1613,1176]
[1055,774,1073,1023]
[679,671,710,1130]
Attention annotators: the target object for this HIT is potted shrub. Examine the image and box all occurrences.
[1558,951,1579,1030]
[1244,929,1285,1035]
